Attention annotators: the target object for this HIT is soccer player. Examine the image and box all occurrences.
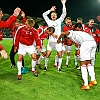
[14,19,41,80]
[54,17,74,68]
[84,19,100,66]
[0,7,21,59]
[96,16,100,53]
[42,0,67,72]
[74,17,84,69]
[57,23,97,90]
[61,17,74,67]
[36,26,57,69]
[10,11,26,68]
[0,7,21,28]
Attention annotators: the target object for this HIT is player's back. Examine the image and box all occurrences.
[68,30,95,45]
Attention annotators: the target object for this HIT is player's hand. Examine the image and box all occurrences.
[57,39,62,43]
[0,50,8,59]
[50,6,56,12]
[61,0,67,4]
[14,47,18,53]
[20,11,25,18]
[13,7,21,17]
[92,33,96,37]
[52,34,58,39]
[36,46,41,53]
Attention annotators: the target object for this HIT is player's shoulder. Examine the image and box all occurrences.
[32,27,38,33]
[17,25,26,30]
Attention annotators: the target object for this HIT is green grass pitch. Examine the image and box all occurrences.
[0,39,100,100]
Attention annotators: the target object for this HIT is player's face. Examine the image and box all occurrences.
[26,23,32,30]
[65,19,72,27]
[0,11,3,19]
[15,22,20,28]
[45,29,53,35]
[88,20,94,27]
[77,20,82,24]
[51,12,57,21]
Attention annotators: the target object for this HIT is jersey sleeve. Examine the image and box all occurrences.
[0,15,17,28]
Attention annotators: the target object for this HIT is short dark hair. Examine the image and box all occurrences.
[77,17,83,21]
[74,23,82,29]
[47,27,55,33]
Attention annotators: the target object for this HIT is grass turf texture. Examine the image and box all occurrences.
[0,38,100,100]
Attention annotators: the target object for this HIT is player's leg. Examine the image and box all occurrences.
[87,44,97,87]
[54,53,59,68]
[31,53,38,76]
[57,51,62,72]
[80,62,90,90]
[54,44,66,68]
[43,42,53,71]
[37,45,46,69]
[74,48,80,69]
[80,43,90,90]
[17,54,23,80]
[44,50,52,71]
[65,45,72,67]
[10,45,17,68]
[56,43,63,72]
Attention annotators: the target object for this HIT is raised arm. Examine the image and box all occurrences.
[42,6,56,24]
[43,6,56,17]
[20,11,26,24]
[61,0,67,6]
[0,7,21,28]
[59,0,67,22]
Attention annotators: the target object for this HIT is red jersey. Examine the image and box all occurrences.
[14,25,41,48]
[37,26,48,40]
[62,25,74,46]
[0,15,17,28]
[84,25,100,44]
[0,44,4,51]
[0,31,3,40]
[11,18,26,45]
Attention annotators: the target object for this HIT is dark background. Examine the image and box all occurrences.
[0,0,100,23]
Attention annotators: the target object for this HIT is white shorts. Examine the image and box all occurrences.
[41,44,46,52]
[47,41,62,52]
[36,44,46,55]
[62,45,72,52]
[18,43,37,56]
[80,41,96,61]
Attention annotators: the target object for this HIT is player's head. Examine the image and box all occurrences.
[45,27,55,35]
[74,23,83,31]
[65,17,72,27]
[25,19,35,30]
[51,11,57,21]
[14,19,21,28]
[88,19,94,27]
[77,17,83,24]
[0,8,3,19]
